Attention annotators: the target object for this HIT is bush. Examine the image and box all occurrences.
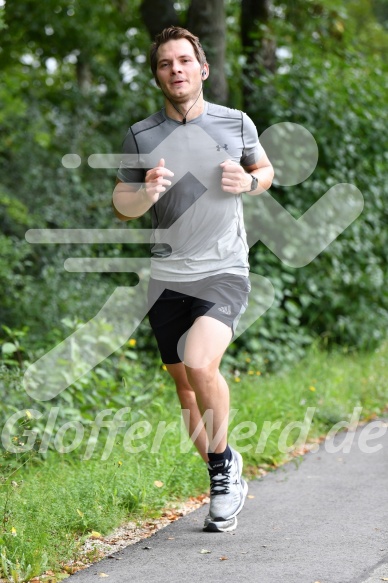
[236,4,388,366]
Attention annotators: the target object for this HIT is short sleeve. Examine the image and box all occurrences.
[240,112,265,167]
[117,127,146,184]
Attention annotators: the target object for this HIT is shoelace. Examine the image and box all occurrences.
[208,463,232,496]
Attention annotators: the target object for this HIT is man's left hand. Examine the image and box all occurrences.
[220,160,251,194]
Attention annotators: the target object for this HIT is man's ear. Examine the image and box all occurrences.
[202,63,210,80]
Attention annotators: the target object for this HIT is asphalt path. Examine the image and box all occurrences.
[69,420,388,583]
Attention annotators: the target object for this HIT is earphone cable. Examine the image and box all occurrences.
[161,84,203,125]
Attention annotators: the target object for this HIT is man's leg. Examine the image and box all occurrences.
[165,362,209,462]
[183,315,232,453]
[181,315,248,532]
[164,315,231,460]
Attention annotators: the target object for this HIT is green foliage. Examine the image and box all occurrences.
[0,321,161,469]
[0,0,161,347]
[0,548,40,583]
[0,5,5,31]
[237,0,388,364]
[0,0,387,369]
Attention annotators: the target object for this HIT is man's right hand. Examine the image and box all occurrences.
[144,158,174,203]
[113,158,174,221]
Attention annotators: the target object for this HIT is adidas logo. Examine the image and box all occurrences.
[218,305,232,315]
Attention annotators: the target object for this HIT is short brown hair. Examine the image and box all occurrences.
[150,26,207,82]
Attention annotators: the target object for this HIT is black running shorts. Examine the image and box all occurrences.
[147,274,251,364]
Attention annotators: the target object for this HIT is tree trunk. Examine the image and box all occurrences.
[76,57,92,95]
[140,0,180,39]
[186,0,228,105]
[241,0,271,50]
[241,0,276,114]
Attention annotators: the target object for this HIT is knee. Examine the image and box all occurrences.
[185,365,217,389]
[175,381,197,407]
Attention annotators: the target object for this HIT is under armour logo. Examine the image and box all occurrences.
[216,144,228,152]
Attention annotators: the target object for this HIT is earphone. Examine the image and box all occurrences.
[202,70,206,78]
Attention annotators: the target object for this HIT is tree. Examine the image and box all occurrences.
[241,0,275,71]
[187,0,228,104]
[241,0,276,114]
[140,0,180,37]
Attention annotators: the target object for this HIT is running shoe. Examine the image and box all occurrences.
[203,447,248,532]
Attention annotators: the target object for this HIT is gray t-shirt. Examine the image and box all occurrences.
[117,101,264,281]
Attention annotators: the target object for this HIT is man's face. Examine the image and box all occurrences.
[156,38,205,102]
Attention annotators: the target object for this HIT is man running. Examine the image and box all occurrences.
[113,26,274,532]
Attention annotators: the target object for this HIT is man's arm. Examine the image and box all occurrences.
[220,152,274,196]
[242,151,274,195]
[112,158,174,221]
[112,178,148,221]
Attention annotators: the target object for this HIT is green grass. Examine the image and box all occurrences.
[229,340,388,466]
[0,340,388,580]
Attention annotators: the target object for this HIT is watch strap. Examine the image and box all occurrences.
[249,174,258,192]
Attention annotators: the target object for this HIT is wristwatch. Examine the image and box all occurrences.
[248,174,258,192]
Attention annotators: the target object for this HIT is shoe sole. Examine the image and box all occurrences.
[203,515,238,533]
